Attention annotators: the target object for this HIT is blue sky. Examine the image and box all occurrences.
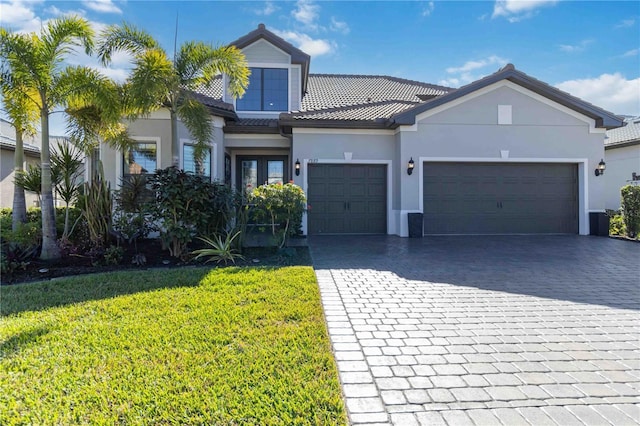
[1,0,639,136]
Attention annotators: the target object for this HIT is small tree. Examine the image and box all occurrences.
[621,185,640,238]
[51,141,83,239]
[251,183,306,249]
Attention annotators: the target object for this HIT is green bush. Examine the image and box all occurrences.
[250,182,306,248]
[620,185,640,238]
[148,167,239,258]
[608,211,626,236]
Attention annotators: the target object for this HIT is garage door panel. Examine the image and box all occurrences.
[424,162,578,234]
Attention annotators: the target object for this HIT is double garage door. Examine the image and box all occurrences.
[423,162,578,234]
[306,162,578,235]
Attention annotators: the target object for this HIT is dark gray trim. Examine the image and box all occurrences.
[389,64,624,130]
[0,141,40,157]
[228,24,311,96]
[278,117,389,130]
[605,139,640,150]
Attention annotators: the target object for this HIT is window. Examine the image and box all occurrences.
[237,156,288,195]
[183,144,211,177]
[237,68,288,111]
[124,142,157,178]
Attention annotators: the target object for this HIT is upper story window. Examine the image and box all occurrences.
[237,68,288,111]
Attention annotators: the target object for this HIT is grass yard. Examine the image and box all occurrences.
[0,267,346,425]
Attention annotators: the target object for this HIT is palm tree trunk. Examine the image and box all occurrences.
[12,129,28,231]
[170,108,179,167]
[39,108,61,260]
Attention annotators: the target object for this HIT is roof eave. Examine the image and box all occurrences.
[605,139,640,149]
[279,117,389,130]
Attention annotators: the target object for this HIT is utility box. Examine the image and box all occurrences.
[589,212,610,237]
[408,213,424,238]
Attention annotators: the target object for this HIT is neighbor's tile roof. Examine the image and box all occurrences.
[605,116,640,146]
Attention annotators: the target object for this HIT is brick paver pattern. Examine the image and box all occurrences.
[311,236,640,425]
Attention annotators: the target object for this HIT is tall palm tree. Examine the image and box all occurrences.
[0,76,39,231]
[98,22,250,164]
[0,17,96,260]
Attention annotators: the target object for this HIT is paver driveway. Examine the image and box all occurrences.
[310,236,640,425]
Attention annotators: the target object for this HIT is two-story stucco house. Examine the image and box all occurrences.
[98,24,624,237]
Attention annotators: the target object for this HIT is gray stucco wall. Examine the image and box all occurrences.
[101,114,224,190]
[0,148,40,209]
[604,144,640,210]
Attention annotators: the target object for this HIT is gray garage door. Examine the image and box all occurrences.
[308,164,387,234]
[423,162,578,234]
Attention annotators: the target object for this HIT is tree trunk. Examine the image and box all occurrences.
[12,129,28,231]
[170,108,179,167]
[39,108,61,260]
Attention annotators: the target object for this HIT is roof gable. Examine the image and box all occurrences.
[391,64,624,130]
[228,24,310,94]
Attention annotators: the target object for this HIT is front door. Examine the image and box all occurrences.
[236,156,288,194]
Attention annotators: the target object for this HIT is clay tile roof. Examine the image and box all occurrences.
[300,74,451,113]
[605,116,640,147]
[289,100,420,121]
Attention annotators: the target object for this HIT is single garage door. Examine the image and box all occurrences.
[423,162,578,234]
[308,164,387,234]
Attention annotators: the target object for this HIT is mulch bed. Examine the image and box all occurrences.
[2,239,312,286]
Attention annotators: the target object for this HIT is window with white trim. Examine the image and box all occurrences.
[183,144,211,177]
[123,142,157,178]
[237,68,288,111]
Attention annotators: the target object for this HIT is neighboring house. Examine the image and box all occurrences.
[0,118,41,209]
[0,118,82,209]
[100,24,624,236]
[604,116,640,210]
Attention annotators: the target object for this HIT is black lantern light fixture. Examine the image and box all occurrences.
[295,159,301,176]
[407,158,415,175]
[595,159,606,176]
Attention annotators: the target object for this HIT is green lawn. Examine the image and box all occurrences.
[0,267,346,425]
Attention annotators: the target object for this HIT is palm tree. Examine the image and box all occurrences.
[98,22,250,165]
[0,17,96,259]
[0,77,39,231]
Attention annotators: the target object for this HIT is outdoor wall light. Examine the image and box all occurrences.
[595,159,606,176]
[295,159,301,176]
[407,158,415,175]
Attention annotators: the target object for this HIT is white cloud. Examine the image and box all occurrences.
[422,1,435,17]
[558,39,594,53]
[440,55,508,87]
[492,0,558,22]
[330,17,349,34]
[622,48,639,58]
[292,0,319,27]
[82,0,122,14]
[253,1,277,16]
[556,73,640,116]
[0,0,43,33]
[446,55,508,74]
[614,18,635,29]
[272,29,335,57]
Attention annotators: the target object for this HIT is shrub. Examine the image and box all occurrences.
[250,182,306,249]
[608,211,626,236]
[620,185,640,238]
[77,174,112,247]
[148,167,239,258]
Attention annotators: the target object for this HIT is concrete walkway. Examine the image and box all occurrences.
[310,236,640,425]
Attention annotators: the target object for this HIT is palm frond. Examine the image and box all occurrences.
[127,48,176,113]
[176,94,212,162]
[41,16,94,65]
[201,45,249,98]
[98,22,161,65]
